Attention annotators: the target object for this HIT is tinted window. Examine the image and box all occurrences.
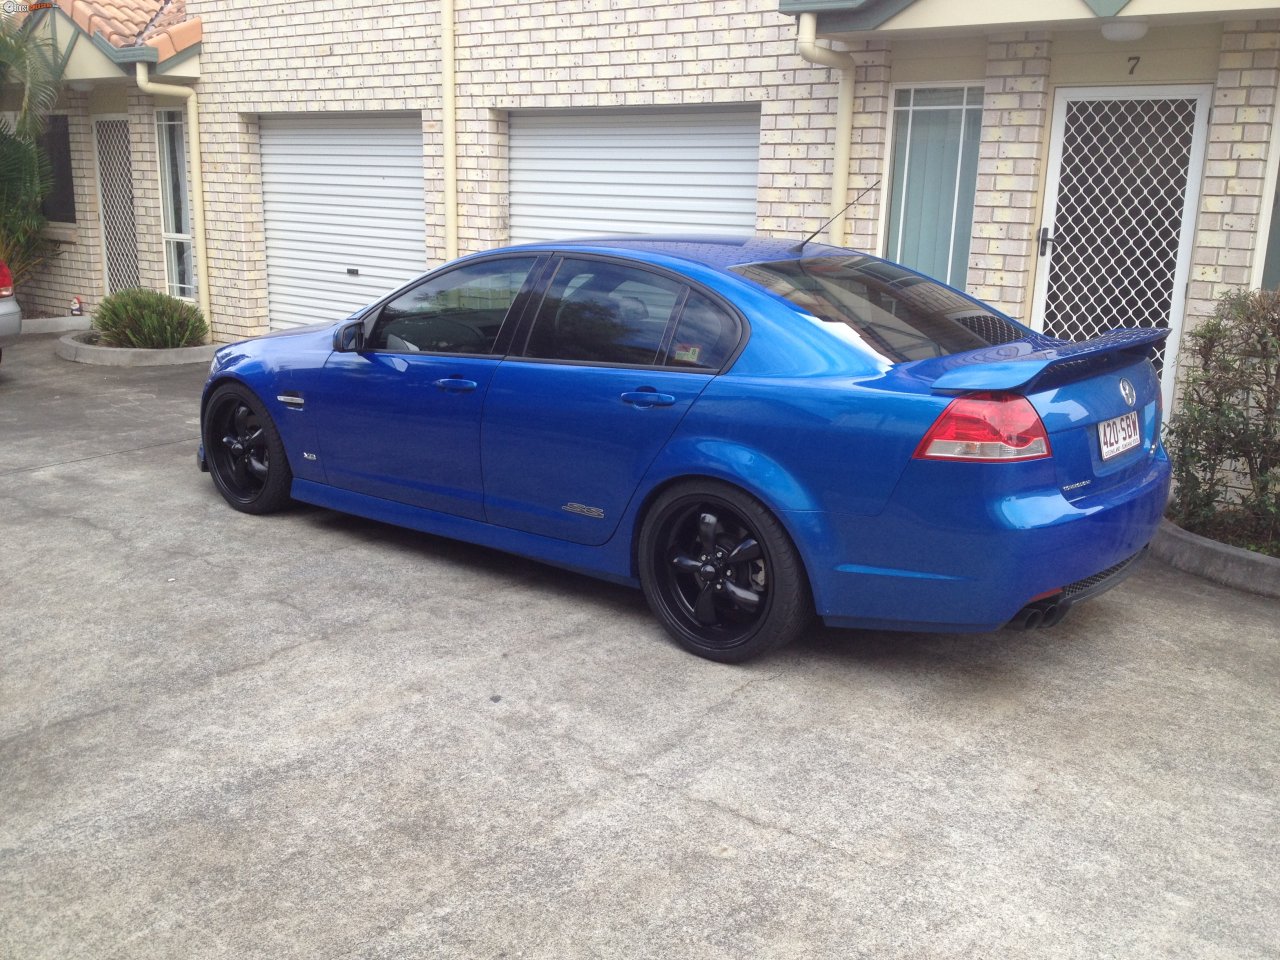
[665,291,737,370]
[524,259,682,365]
[730,256,1026,363]
[39,116,76,224]
[369,257,538,354]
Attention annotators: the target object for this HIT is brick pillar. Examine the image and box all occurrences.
[202,111,268,343]
[456,106,509,256]
[844,38,891,252]
[757,38,888,247]
[757,66,841,238]
[966,32,1051,322]
[1185,20,1280,335]
[127,90,165,294]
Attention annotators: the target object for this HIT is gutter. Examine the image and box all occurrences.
[795,12,857,247]
[135,62,212,329]
[441,0,458,260]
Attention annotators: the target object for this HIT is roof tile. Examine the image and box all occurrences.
[50,0,200,60]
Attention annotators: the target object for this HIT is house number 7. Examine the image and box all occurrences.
[1128,56,1141,75]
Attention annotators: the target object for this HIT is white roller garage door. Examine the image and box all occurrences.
[260,114,427,330]
[509,109,761,243]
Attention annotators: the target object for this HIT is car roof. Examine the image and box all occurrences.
[499,235,852,273]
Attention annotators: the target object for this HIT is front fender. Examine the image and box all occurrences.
[201,335,331,484]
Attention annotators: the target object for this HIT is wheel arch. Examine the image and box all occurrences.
[627,472,818,601]
[200,373,256,418]
[202,376,296,514]
[202,375,299,475]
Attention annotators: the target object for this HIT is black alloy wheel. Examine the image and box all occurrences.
[638,481,812,663]
[203,383,293,514]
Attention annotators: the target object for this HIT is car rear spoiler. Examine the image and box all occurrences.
[928,327,1170,394]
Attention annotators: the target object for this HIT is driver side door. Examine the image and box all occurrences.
[310,255,543,520]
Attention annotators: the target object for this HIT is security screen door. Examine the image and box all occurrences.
[1031,86,1210,411]
[94,117,140,294]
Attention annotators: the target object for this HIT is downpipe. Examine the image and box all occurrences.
[795,12,856,247]
[441,0,458,260]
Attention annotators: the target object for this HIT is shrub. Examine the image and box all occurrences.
[1165,288,1280,557]
[92,288,208,349]
[0,125,60,288]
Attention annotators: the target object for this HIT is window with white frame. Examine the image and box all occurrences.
[885,86,983,289]
[156,109,196,300]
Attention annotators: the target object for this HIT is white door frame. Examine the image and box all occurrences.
[1031,84,1211,412]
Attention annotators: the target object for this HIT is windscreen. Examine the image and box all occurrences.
[730,256,1028,363]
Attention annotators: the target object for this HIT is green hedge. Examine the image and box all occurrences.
[1165,288,1280,557]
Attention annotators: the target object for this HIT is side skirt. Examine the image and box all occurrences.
[290,479,640,589]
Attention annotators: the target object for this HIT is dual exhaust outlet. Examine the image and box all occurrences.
[1009,597,1069,630]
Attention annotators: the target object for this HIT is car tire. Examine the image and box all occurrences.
[638,480,813,663]
[203,382,293,514]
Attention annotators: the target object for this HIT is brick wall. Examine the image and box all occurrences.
[186,0,849,340]
[18,90,174,319]
[24,2,1280,366]
[19,91,104,318]
[966,32,1051,323]
[187,0,439,339]
[448,1,846,257]
[1185,20,1280,343]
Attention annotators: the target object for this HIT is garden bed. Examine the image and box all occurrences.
[1153,519,1280,599]
[55,331,217,367]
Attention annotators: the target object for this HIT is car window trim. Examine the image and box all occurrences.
[501,355,719,374]
[362,253,549,358]
[655,287,691,366]
[510,252,749,374]
[497,255,560,358]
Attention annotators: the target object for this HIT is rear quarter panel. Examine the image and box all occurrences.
[654,373,946,519]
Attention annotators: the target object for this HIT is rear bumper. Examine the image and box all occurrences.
[1005,546,1148,630]
[802,449,1171,633]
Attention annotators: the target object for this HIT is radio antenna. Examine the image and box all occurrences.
[791,180,880,254]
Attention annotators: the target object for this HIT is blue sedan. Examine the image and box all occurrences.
[198,237,1170,662]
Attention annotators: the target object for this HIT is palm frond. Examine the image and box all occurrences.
[0,16,65,139]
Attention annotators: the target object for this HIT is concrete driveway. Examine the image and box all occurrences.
[2,333,1276,959]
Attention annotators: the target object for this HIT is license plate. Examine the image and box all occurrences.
[1099,410,1140,460]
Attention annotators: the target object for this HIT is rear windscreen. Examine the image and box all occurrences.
[730,256,1027,363]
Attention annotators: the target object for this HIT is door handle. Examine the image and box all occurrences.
[1038,226,1055,257]
[433,378,478,393]
[620,390,676,408]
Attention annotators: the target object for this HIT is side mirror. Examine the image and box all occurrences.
[334,322,365,352]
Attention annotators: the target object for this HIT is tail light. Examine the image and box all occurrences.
[914,392,1052,462]
[0,261,12,298]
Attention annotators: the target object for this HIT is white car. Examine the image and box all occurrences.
[0,259,22,364]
